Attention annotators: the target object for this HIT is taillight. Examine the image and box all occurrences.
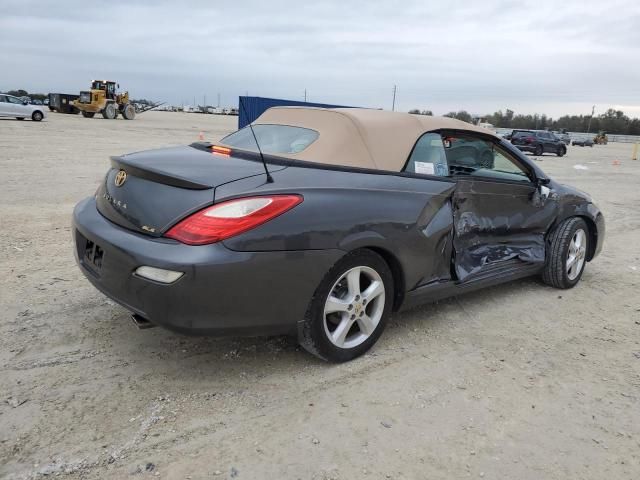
[526,136,535,143]
[165,195,303,245]
[212,145,231,156]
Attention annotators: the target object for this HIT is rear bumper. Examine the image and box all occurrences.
[73,197,343,336]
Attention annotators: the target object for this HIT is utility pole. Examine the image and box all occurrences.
[586,105,595,133]
[392,85,397,112]
[217,93,220,108]
[203,94,206,108]
[304,89,307,102]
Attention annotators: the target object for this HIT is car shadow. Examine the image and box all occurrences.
[105,275,548,373]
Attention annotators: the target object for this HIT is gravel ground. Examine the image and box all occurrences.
[1,112,639,480]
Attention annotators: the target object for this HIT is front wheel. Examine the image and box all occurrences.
[542,217,589,289]
[556,145,566,157]
[102,103,116,119]
[299,249,393,362]
[121,103,136,120]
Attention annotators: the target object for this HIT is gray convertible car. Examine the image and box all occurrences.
[73,107,604,362]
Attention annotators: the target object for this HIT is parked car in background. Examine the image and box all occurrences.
[572,138,594,147]
[73,107,604,362]
[0,93,47,121]
[553,131,571,145]
[510,129,567,156]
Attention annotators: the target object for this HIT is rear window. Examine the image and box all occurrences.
[221,124,319,155]
[512,131,533,138]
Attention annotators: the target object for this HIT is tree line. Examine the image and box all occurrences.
[2,89,47,101]
[409,108,640,135]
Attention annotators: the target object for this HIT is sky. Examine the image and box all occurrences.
[1,0,639,118]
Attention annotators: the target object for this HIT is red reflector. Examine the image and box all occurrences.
[212,145,231,156]
[165,195,303,245]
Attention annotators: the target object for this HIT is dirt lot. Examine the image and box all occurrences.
[1,112,639,480]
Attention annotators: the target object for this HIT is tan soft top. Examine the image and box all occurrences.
[243,107,497,171]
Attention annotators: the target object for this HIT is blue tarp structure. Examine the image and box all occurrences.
[238,96,352,129]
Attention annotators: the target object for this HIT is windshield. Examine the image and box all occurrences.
[221,124,319,155]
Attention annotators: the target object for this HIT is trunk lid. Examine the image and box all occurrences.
[96,145,284,235]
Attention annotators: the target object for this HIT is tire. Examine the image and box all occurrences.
[122,103,135,120]
[542,217,589,289]
[102,103,116,119]
[16,117,25,121]
[534,144,543,156]
[31,111,43,122]
[81,111,95,118]
[556,146,566,157]
[299,249,393,362]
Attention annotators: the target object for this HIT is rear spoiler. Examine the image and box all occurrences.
[110,156,212,190]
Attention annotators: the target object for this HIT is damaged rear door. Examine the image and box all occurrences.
[441,132,557,282]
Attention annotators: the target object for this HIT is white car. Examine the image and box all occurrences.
[0,94,47,121]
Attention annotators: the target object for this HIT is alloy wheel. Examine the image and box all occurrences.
[323,266,385,349]
[567,229,587,280]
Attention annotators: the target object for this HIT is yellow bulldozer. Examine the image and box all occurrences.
[593,131,608,145]
[73,80,136,120]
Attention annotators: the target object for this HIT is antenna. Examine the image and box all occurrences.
[238,96,273,183]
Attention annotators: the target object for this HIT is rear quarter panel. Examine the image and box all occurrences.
[216,165,458,291]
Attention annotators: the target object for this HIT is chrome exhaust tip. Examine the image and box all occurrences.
[131,313,156,329]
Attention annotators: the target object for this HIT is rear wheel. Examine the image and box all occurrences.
[299,249,393,362]
[542,217,589,289]
[81,111,95,118]
[534,144,543,156]
[102,103,116,119]
[31,111,43,122]
[121,103,136,120]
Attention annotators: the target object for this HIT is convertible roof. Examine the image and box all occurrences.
[246,107,497,171]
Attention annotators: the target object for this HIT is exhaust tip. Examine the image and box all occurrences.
[131,313,156,330]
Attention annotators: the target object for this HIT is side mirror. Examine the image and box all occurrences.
[536,177,551,200]
[23,100,29,105]
[536,177,551,186]
[539,184,551,199]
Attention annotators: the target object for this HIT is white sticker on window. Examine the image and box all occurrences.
[414,161,435,175]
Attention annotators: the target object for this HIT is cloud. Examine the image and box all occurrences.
[1,0,639,117]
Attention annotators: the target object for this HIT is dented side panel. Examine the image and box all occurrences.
[416,197,455,285]
[452,179,557,281]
